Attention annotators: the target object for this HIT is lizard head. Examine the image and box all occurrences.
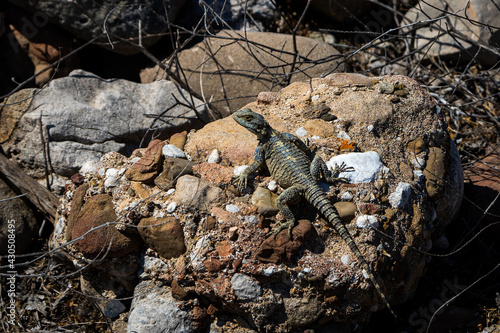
[233,108,271,138]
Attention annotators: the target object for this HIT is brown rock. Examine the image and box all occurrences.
[333,201,357,222]
[138,216,186,259]
[256,220,313,263]
[202,216,217,230]
[70,172,85,186]
[141,30,346,116]
[66,183,89,242]
[423,147,446,198]
[125,139,165,183]
[216,240,234,258]
[171,279,188,300]
[154,158,196,190]
[193,163,234,187]
[169,131,188,150]
[251,187,279,216]
[203,258,224,272]
[72,194,139,258]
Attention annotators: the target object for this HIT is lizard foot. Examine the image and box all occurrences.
[267,219,296,240]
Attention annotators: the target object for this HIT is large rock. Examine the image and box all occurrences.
[141,30,346,116]
[5,0,185,55]
[403,0,500,66]
[71,193,140,258]
[128,280,193,333]
[0,177,39,255]
[0,70,207,178]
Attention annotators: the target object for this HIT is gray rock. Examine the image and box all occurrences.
[5,0,186,55]
[1,70,207,178]
[231,273,262,301]
[173,175,226,210]
[141,30,346,116]
[128,280,193,333]
[402,0,500,66]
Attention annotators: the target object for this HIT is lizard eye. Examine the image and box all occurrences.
[244,115,253,121]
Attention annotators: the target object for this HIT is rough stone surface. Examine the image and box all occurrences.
[6,0,185,55]
[192,163,234,187]
[128,280,193,333]
[72,194,139,258]
[138,217,186,259]
[0,177,39,255]
[1,70,207,178]
[173,175,226,210]
[125,139,165,183]
[141,30,346,116]
[154,158,196,189]
[231,273,262,301]
[403,0,500,65]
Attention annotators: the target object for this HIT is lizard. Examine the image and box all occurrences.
[233,108,396,317]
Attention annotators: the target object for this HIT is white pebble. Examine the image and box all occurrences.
[388,182,412,209]
[311,135,320,140]
[411,157,426,169]
[244,216,259,224]
[356,215,380,229]
[327,151,383,183]
[337,131,351,140]
[303,267,311,274]
[296,127,308,137]
[165,188,175,196]
[263,266,276,276]
[225,204,239,213]
[207,149,221,163]
[341,255,350,265]
[104,168,120,187]
[162,144,186,158]
[166,202,177,213]
[234,165,248,176]
[80,160,99,175]
[367,124,374,133]
[340,191,354,201]
[413,170,425,183]
[267,180,277,191]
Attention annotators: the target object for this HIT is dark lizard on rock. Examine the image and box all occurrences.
[233,108,395,316]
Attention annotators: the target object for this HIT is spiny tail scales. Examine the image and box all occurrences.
[305,185,395,317]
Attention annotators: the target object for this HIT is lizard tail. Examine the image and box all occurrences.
[305,186,397,317]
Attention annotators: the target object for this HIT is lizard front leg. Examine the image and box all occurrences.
[270,185,305,238]
[235,144,265,191]
[310,155,353,183]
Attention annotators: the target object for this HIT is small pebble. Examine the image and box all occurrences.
[263,266,276,276]
[267,180,277,191]
[341,255,350,265]
[367,124,374,133]
[226,204,239,213]
[311,135,320,140]
[104,168,120,187]
[234,165,248,176]
[327,151,383,184]
[162,144,186,158]
[340,191,354,201]
[80,160,99,175]
[388,182,412,209]
[356,215,380,229]
[165,188,175,196]
[244,215,259,224]
[303,267,311,274]
[413,170,424,183]
[166,202,177,213]
[337,131,351,140]
[296,127,307,137]
[207,149,221,163]
[130,157,141,164]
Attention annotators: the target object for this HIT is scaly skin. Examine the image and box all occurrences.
[233,108,395,317]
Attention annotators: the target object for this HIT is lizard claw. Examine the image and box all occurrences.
[267,219,296,240]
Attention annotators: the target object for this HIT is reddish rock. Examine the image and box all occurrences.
[193,163,234,187]
[66,183,89,242]
[125,139,165,183]
[70,173,85,186]
[216,240,234,258]
[358,203,382,215]
[138,216,186,259]
[257,220,314,263]
[203,258,224,272]
[72,194,139,258]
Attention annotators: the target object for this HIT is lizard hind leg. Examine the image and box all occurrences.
[270,185,305,239]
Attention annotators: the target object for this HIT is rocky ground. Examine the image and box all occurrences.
[0,0,499,332]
